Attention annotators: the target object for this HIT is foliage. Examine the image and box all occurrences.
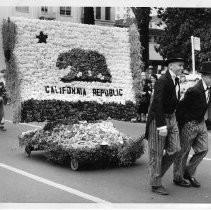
[118,134,145,166]
[2,18,21,123]
[43,117,80,132]
[21,99,137,123]
[19,120,146,168]
[131,7,152,69]
[156,8,211,70]
[5,17,137,123]
[2,18,16,62]
[56,48,112,83]
[129,24,144,103]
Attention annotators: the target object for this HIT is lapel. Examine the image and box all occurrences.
[198,80,207,105]
[165,70,180,100]
[165,70,175,88]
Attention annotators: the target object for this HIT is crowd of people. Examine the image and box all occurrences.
[144,55,211,196]
[137,66,158,122]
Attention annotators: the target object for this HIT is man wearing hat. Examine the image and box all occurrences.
[146,56,185,195]
[174,61,211,188]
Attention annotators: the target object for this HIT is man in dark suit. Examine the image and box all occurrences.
[0,69,7,131]
[174,61,211,188]
[146,56,188,195]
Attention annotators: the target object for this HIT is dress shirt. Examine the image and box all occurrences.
[169,70,177,85]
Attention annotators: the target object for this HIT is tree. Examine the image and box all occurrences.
[83,7,95,25]
[131,7,152,69]
[156,8,211,70]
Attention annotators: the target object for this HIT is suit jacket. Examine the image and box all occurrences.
[176,79,209,127]
[0,81,7,105]
[145,70,179,138]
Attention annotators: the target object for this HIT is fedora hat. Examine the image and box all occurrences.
[200,61,211,74]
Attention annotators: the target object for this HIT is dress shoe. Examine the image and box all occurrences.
[152,185,169,195]
[184,175,201,188]
[173,179,191,187]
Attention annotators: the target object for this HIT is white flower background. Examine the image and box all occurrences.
[11,17,135,104]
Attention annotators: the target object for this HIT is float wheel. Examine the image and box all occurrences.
[25,146,32,157]
[70,159,79,171]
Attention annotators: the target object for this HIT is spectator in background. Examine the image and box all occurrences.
[148,74,158,112]
[137,71,151,122]
[150,73,158,94]
[141,71,146,81]
[179,74,189,100]
[146,65,153,81]
[161,66,168,75]
[0,69,7,131]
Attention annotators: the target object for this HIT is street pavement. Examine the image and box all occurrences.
[1,105,211,206]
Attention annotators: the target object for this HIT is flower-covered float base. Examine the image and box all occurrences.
[19,119,145,170]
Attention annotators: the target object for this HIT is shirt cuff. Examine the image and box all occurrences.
[157,126,167,131]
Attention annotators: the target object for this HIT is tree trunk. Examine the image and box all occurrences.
[131,7,151,69]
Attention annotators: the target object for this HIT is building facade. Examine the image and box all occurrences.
[94,7,115,26]
[0,6,164,72]
[11,6,83,22]
[0,6,84,70]
[0,6,117,69]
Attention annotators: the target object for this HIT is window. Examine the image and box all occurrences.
[60,7,71,16]
[41,6,48,14]
[105,7,111,20]
[15,7,29,13]
[96,7,101,19]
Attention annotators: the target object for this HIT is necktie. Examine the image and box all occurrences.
[175,77,180,100]
[175,77,180,87]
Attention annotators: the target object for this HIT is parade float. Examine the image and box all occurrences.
[2,17,145,170]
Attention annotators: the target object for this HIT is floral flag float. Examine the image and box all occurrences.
[2,17,143,123]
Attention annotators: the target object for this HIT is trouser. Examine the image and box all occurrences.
[148,113,181,187]
[0,97,4,127]
[173,120,208,180]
